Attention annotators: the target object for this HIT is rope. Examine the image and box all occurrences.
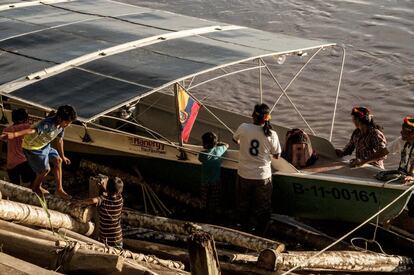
[55,241,78,272]
[133,167,171,216]
[182,86,235,135]
[282,182,414,275]
[349,178,393,254]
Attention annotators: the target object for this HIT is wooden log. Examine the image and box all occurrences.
[257,250,414,273]
[56,240,186,272]
[124,238,259,265]
[188,231,221,275]
[269,214,354,250]
[58,227,104,247]
[57,242,124,274]
[124,226,188,243]
[0,219,60,242]
[0,179,93,223]
[0,229,156,274]
[148,181,203,209]
[0,252,62,275]
[124,238,189,263]
[124,238,281,275]
[123,209,284,252]
[38,228,83,244]
[0,228,66,269]
[0,199,94,235]
[80,159,203,208]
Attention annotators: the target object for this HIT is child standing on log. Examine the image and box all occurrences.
[198,132,228,222]
[79,177,124,248]
[1,105,77,199]
[1,108,36,185]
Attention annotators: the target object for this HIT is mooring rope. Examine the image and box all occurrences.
[282,182,414,275]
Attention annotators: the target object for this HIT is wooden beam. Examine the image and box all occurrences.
[122,209,284,252]
[257,250,414,273]
[0,252,62,275]
[0,180,93,222]
[0,199,94,235]
[188,230,221,275]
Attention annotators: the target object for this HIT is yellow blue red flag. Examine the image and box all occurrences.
[177,85,200,142]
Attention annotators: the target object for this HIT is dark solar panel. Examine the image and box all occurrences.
[11,68,150,120]
[0,18,42,40]
[2,0,333,122]
[0,51,52,85]
[82,48,213,88]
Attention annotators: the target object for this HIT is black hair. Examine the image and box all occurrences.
[351,107,383,132]
[11,108,28,124]
[201,131,218,149]
[252,103,272,137]
[106,177,124,195]
[56,105,77,122]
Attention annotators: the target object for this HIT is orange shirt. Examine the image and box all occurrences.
[3,123,31,169]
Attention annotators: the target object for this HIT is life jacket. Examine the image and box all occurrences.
[282,128,318,168]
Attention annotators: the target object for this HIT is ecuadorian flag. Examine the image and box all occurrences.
[177,85,200,142]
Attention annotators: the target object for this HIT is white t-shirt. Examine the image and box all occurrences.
[233,123,281,179]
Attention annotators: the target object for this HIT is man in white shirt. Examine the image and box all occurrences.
[233,103,281,234]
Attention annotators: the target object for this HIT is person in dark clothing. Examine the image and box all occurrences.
[198,131,228,222]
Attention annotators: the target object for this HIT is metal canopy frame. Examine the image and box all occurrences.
[0,0,343,141]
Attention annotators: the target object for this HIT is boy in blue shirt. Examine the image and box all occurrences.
[2,105,77,199]
[198,132,228,222]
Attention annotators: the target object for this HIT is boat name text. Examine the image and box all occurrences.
[128,137,166,154]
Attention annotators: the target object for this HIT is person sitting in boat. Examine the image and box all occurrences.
[198,131,229,222]
[232,103,281,234]
[1,108,36,185]
[282,128,318,169]
[376,116,414,184]
[1,105,77,199]
[335,106,387,168]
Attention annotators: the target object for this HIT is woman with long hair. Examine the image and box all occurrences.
[335,106,387,168]
[233,103,281,234]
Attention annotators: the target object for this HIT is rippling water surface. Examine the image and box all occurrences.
[127,0,413,164]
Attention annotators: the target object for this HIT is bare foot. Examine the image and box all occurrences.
[32,188,46,198]
[39,186,50,194]
[55,189,71,200]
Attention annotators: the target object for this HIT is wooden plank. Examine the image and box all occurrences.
[0,252,62,275]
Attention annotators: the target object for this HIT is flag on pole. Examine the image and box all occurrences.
[176,85,200,142]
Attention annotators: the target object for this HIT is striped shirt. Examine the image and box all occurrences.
[98,193,123,247]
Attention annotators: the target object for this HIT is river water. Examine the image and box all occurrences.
[126,0,413,165]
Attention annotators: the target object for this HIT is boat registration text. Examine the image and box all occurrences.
[292,183,378,203]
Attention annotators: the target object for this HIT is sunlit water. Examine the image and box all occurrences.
[128,0,413,167]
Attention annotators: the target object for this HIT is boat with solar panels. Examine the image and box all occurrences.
[0,0,412,224]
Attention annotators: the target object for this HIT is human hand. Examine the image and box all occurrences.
[350,158,364,168]
[217,142,229,148]
[1,132,15,140]
[402,176,414,185]
[62,156,71,165]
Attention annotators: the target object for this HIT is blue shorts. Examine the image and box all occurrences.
[23,145,59,174]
